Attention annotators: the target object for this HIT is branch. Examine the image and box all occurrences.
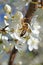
[24,0,38,24]
[8,0,38,65]
[8,46,18,65]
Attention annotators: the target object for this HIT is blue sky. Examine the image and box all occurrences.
[0,4,5,22]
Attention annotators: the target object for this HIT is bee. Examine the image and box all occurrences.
[20,22,31,37]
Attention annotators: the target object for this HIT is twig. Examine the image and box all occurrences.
[8,0,38,65]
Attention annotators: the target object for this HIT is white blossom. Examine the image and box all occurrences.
[15,41,27,52]
[14,32,26,43]
[31,15,41,30]
[33,22,41,30]
[0,34,8,41]
[2,36,8,41]
[32,29,40,37]
[4,20,9,26]
[27,36,39,51]
[4,4,11,14]
[4,11,23,30]
[30,15,41,37]
[4,10,26,43]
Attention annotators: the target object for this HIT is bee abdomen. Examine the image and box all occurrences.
[20,30,26,37]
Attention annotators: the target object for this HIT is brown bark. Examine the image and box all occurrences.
[8,46,18,65]
[24,0,38,24]
[41,0,43,6]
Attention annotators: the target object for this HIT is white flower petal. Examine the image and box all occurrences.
[27,36,39,51]
[31,37,39,45]
[14,33,25,43]
[33,45,38,50]
[34,25,40,30]
[15,11,23,19]
[4,20,9,26]
[34,38,39,44]
[28,45,33,51]
[2,36,8,40]
[4,4,11,13]
[14,33,21,41]
[33,22,41,30]
[27,39,32,45]
[25,2,28,6]
[32,29,39,35]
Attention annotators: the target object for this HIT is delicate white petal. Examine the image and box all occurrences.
[33,45,38,50]
[33,40,39,50]
[31,15,41,31]
[2,36,8,40]
[27,39,32,45]
[14,33,21,41]
[31,15,38,24]
[32,29,39,35]
[14,33,25,43]
[33,22,41,30]
[25,2,28,6]
[34,25,41,30]
[27,35,39,51]
[4,20,9,26]
[31,36,39,45]
[4,4,11,13]
[28,45,33,51]
[15,11,23,19]
[34,38,39,44]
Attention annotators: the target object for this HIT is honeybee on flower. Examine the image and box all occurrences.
[4,4,26,43]
[3,4,41,52]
